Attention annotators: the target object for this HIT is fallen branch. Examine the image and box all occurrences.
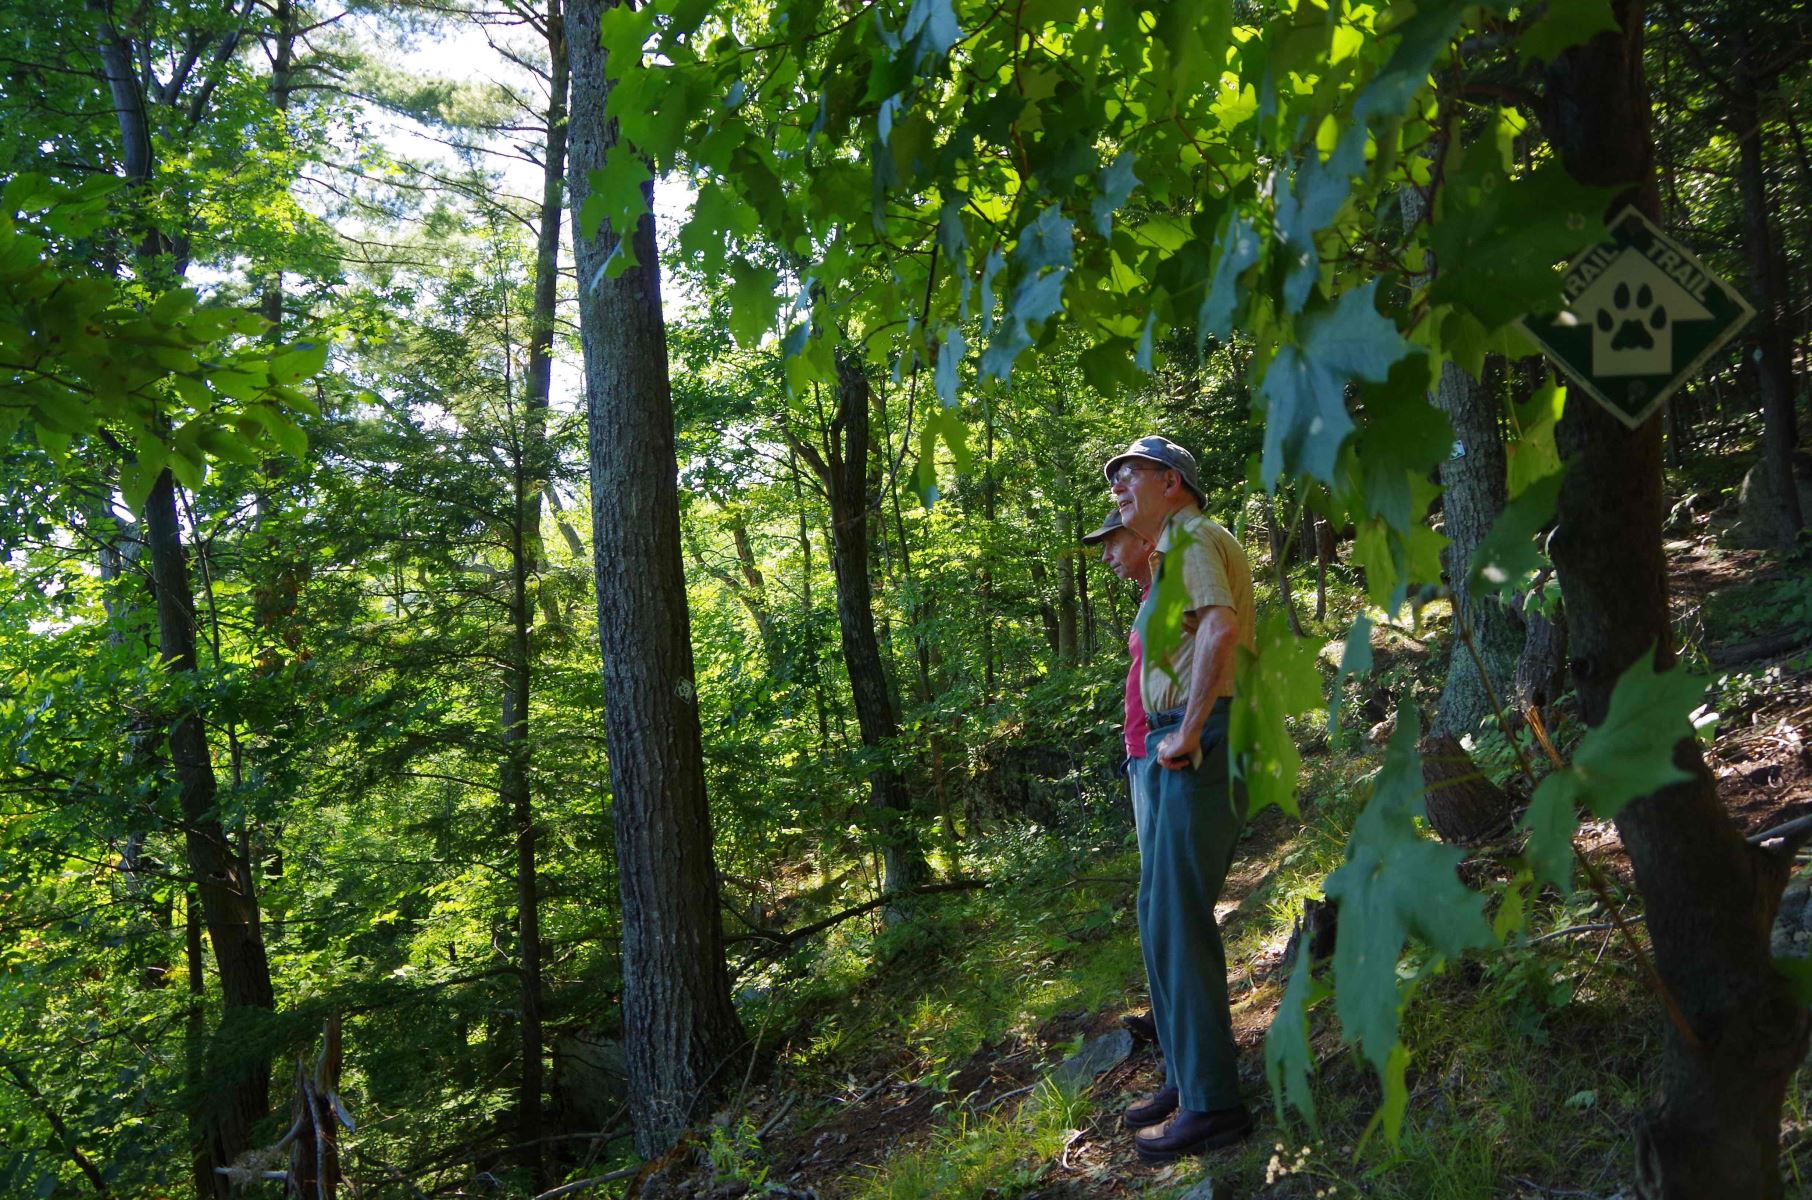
[1707,629,1812,668]
[980,1082,1037,1112]
[531,1165,641,1200]
[1526,916,1644,946]
[1748,812,1812,850]
[727,879,987,951]
[757,1091,798,1139]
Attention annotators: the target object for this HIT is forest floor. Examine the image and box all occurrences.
[624,524,1812,1200]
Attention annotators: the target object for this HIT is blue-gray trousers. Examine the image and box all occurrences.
[1136,699,1245,1112]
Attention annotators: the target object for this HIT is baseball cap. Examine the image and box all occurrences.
[1102,435,1207,508]
[1079,506,1127,545]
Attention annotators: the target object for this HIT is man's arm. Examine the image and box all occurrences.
[1156,605,1238,770]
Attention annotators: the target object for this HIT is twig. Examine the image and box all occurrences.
[727,880,987,950]
[1526,916,1645,946]
[530,1165,641,1200]
[980,1082,1037,1111]
[757,1091,798,1139]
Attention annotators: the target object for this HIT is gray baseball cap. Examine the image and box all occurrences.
[1103,435,1207,507]
[1079,506,1127,545]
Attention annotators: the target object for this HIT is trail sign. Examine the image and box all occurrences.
[1515,206,1754,428]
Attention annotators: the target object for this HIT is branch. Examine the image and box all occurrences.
[531,1166,642,1200]
[728,879,987,951]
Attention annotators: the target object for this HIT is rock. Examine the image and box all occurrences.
[1178,1173,1230,1200]
[1732,457,1812,549]
[1050,1028,1134,1090]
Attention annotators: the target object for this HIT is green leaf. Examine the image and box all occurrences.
[902,0,960,66]
[727,259,781,349]
[1198,215,1260,345]
[1230,613,1323,818]
[1274,128,1365,314]
[933,326,964,408]
[1091,151,1139,236]
[1428,157,1613,330]
[1264,940,1328,1126]
[1260,281,1409,487]
[1520,651,1704,890]
[1466,470,1561,599]
[1505,377,1564,499]
[597,4,655,75]
[681,184,756,275]
[270,341,329,387]
[1328,612,1374,734]
[1520,0,1618,64]
[580,150,652,243]
[1324,710,1492,1082]
[1522,770,1583,892]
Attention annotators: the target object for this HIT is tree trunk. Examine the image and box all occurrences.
[1432,357,1525,736]
[1418,734,1514,845]
[502,457,546,1187]
[1317,514,1338,620]
[788,357,927,899]
[1055,501,1079,666]
[568,0,746,1156]
[1514,599,1568,719]
[1542,10,1809,1195]
[1730,38,1804,549]
[145,469,274,1195]
[981,406,997,704]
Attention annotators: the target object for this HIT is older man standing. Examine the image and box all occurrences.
[1105,435,1256,1159]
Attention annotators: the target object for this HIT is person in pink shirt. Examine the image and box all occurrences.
[1081,505,1161,1038]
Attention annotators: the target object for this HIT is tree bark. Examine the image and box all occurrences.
[1432,357,1524,736]
[1417,734,1513,845]
[501,8,568,1179]
[568,0,746,1156]
[146,468,275,1196]
[1730,35,1804,549]
[788,357,927,899]
[1542,9,1809,1196]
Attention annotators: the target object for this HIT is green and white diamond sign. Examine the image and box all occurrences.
[1515,206,1754,428]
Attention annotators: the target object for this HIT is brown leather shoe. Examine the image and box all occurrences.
[1132,1106,1253,1160]
[1121,1084,1178,1129]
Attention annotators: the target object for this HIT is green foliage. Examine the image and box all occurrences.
[2,175,323,504]
[1521,652,1706,891]
[1232,612,1325,818]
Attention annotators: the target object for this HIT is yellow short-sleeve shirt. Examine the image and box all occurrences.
[1139,507,1256,713]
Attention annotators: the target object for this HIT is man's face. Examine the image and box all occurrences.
[1111,460,1176,537]
[1099,527,1151,582]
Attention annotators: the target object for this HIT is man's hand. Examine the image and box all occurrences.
[1156,724,1202,771]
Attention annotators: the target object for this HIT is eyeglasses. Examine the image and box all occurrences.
[1111,463,1167,487]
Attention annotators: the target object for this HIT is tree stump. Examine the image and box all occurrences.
[1419,734,1515,845]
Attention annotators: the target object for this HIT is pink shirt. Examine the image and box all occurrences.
[1125,586,1149,758]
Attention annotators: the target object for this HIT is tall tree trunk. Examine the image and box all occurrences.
[981,405,997,704]
[502,12,567,1179]
[790,444,831,752]
[1542,10,1809,1196]
[567,0,745,1155]
[96,16,277,1183]
[788,357,927,899]
[1054,504,1079,665]
[1432,357,1524,736]
[145,470,275,1194]
[502,487,545,1187]
[1730,38,1804,549]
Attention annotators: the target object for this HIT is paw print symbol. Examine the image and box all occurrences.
[1595,281,1668,352]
